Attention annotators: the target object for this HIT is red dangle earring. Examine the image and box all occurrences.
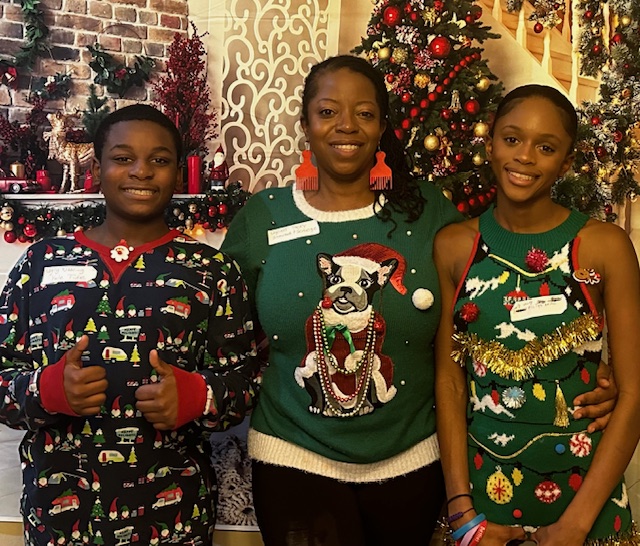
[295,147,318,191]
[369,150,392,190]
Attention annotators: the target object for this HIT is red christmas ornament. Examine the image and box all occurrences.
[591,44,602,55]
[434,0,444,11]
[504,288,528,311]
[595,146,607,159]
[383,6,402,26]
[584,9,593,19]
[4,231,16,243]
[401,91,412,103]
[611,33,623,44]
[460,302,480,323]
[217,203,228,215]
[401,118,411,130]
[457,201,469,214]
[428,36,452,59]
[613,130,624,143]
[525,247,549,272]
[533,22,544,33]
[420,98,429,109]
[464,99,481,115]
[23,224,37,238]
[590,115,601,125]
[394,128,404,140]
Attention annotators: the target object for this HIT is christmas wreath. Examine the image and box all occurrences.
[87,43,155,98]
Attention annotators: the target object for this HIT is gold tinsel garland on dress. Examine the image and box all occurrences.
[451,313,601,381]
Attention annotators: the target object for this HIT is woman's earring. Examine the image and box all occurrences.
[370,150,392,190]
[295,148,318,190]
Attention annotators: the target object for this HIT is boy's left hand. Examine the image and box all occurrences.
[135,351,178,430]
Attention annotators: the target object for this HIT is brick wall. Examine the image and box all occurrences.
[0,0,190,123]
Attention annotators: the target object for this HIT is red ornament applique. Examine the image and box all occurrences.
[474,451,483,470]
[534,479,561,504]
[614,515,622,533]
[568,471,583,492]
[580,367,590,384]
[569,433,592,457]
[503,288,528,311]
[539,282,550,296]
[525,247,549,272]
[460,302,480,323]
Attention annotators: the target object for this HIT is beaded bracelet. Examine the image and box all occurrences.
[447,506,474,524]
[446,493,473,506]
[451,513,486,541]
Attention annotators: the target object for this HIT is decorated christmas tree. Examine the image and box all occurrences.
[552,0,640,221]
[354,0,504,215]
[153,23,219,169]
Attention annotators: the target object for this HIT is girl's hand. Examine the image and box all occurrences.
[474,521,525,546]
[531,520,588,546]
[572,359,617,433]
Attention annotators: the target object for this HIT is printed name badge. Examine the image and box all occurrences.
[41,265,98,285]
[267,220,320,246]
[510,294,567,322]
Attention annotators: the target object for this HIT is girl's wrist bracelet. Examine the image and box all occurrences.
[447,506,474,524]
[451,513,486,541]
[447,493,473,506]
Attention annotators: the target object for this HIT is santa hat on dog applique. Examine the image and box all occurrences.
[332,243,408,295]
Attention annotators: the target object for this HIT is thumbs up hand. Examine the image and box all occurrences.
[63,335,108,416]
[135,350,178,430]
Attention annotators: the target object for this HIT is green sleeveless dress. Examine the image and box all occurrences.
[452,207,637,543]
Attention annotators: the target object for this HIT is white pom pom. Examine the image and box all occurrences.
[412,288,434,310]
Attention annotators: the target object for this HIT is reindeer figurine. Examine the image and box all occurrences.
[43,111,95,193]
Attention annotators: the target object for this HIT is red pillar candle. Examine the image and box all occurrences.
[187,155,202,194]
[36,169,51,191]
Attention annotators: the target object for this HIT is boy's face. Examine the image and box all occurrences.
[92,120,181,223]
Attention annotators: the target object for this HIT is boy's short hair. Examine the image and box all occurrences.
[93,104,183,164]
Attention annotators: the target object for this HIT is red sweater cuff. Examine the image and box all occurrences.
[39,356,78,416]
[173,366,207,429]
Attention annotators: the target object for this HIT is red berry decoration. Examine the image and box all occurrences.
[464,99,481,115]
[533,22,544,33]
[613,130,624,143]
[4,231,16,243]
[460,302,480,323]
[428,36,452,59]
[383,6,402,26]
[525,247,549,272]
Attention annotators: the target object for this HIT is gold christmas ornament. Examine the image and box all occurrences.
[414,73,430,88]
[378,47,391,60]
[621,14,631,26]
[473,122,490,138]
[476,77,491,92]
[442,188,453,200]
[393,47,408,64]
[472,153,485,166]
[424,134,441,151]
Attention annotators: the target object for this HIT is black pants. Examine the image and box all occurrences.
[252,460,446,546]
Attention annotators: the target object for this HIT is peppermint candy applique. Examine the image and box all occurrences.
[569,432,592,457]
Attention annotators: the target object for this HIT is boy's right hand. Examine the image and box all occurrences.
[63,335,108,415]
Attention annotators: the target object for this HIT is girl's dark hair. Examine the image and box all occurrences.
[93,104,183,164]
[301,55,425,230]
[491,84,578,150]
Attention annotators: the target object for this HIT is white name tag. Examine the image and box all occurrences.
[41,265,98,285]
[510,294,567,322]
[267,220,320,246]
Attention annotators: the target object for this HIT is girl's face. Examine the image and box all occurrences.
[301,68,386,186]
[93,120,180,224]
[486,96,574,206]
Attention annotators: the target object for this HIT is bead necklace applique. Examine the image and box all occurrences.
[312,305,377,417]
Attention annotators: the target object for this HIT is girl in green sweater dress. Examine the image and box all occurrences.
[435,85,640,546]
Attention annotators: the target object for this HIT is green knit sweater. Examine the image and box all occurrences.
[222,183,460,481]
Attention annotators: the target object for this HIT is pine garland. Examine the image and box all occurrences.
[14,0,50,69]
[0,183,251,244]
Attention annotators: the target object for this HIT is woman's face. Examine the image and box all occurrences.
[301,68,386,186]
[486,96,574,206]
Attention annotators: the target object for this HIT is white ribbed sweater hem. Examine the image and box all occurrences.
[248,428,440,483]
